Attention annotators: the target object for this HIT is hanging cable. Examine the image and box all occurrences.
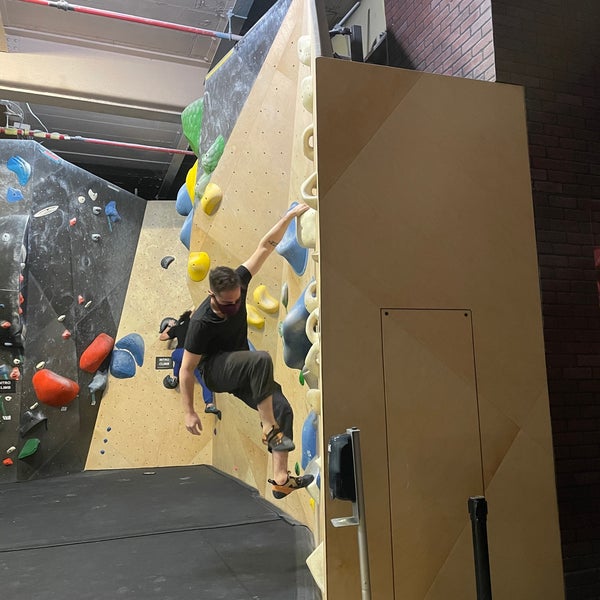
[25,103,49,132]
[19,0,243,42]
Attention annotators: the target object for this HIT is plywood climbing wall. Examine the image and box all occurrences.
[86,202,212,469]
[188,0,318,530]
[315,59,564,599]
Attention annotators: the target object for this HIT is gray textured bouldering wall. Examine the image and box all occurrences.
[0,140,146,482]
[199,0,292,156]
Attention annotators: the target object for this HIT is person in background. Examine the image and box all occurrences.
[159,310,221,419]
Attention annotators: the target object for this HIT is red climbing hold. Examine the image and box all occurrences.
[78,295,85,304]
[1,320,10,329]
[10,366,20,381]
[62,330,72,339]
[3,458,13,466]
[70,218,77,226]
[79,333,115,373]
[32,369,80,407]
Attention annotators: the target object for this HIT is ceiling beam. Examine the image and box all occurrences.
[0,38,207,122]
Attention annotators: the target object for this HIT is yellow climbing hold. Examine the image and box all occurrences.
[185,160,199,204]
[187,251,210,282]
[253,284,279,314]
[200,182,223,216]
[246,304,265,329]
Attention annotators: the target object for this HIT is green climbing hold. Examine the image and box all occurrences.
[299,371,305,385]
[194,170,212,201]
[295,462,300,476]
[201,135,225,174]
[181,98,204,157]
[18,438,40,459]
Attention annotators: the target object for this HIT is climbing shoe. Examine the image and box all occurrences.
[205,404,222,420]
[269,472,314,500]
[163,375,178,389]
[262,425,295,452]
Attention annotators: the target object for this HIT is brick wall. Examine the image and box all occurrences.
[384,0,495,80]
[384,1,600,598]
[492,1,600,598]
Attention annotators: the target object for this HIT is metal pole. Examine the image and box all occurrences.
[19,0,243,42]
[349,427,371,600]
[468,496,493,600]
[0,127,195,155]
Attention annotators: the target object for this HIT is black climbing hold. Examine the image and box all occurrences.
[161,256,175,269]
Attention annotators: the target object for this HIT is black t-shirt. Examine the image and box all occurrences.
[167,319,189,349]
[184,265,251,357]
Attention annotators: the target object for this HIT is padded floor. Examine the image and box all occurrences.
[0,465,320,600]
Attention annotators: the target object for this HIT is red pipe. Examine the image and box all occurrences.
[20,0,243,42]
[0,127,195,155]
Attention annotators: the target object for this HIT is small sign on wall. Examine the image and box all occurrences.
[0,380,16,393]
[155,357,173,370]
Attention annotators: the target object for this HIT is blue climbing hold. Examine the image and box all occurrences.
[176,183,193,216]
[301,410,318,470]
[179,209,194,250]
[105,200,121,223]
[281,283,312,369]
[115,333,144,367]
[110,348,137,379]
[6,188,24,203]
[7,156,32,186]
[276,202,308,275]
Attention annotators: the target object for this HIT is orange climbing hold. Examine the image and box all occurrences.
[32,369,80,407]
[79,333,115,373]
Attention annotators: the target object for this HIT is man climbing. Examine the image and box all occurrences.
[179,203,314,499]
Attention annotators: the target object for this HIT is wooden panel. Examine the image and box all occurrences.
[382,309,480,599]
[315,58,564,599]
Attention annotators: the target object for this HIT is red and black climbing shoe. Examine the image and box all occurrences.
[262,425,295,452]
[268,472,315,500]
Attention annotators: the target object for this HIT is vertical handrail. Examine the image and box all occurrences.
[330,428,371,600]
[468,496,493,600]
[350,428,371,599]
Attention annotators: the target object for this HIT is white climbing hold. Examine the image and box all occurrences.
[36,361,45,370]
[304,280,318,313]
[88,189,98,201]
[92,234,101,242]
[305,307,319,344]
[58,315,66,322]
[13,358,21,365]
[85,300,92,308]
[78,196,86,204]
[297,35,311,66]
[6,446,16,454]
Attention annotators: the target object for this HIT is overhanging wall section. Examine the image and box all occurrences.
[316,58,564,599]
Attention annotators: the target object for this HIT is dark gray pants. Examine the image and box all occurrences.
[201,350,293,441]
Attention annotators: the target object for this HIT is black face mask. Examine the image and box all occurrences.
[211,294,242,317]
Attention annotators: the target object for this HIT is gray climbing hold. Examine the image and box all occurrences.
[161,256,175,269]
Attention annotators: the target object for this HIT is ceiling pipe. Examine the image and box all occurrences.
[19,0,243,42]
[0,126,195,155]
